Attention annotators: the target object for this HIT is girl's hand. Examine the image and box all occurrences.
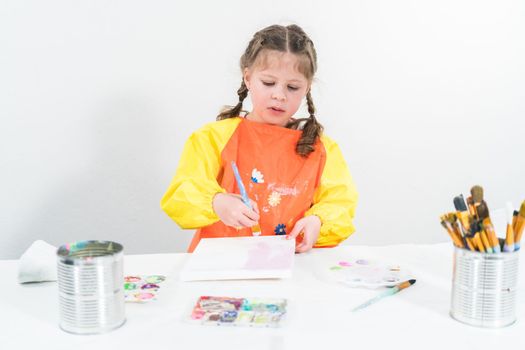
[212,193,260,228]
[287,215,322,253]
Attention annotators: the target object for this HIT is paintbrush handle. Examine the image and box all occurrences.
[352,288,397,312]
[504,223,515,252]
[231,161,251,208]
[480,231,493,253]
[352,280,416,312]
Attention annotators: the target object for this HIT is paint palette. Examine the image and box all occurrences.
[124,275,166,302]
[189,296,287,327]
[328,259,413,288]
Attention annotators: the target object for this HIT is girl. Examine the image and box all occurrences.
[161,24,358,253]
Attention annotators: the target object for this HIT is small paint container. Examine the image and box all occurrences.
[57,240,125,334]
[450,244,519,328]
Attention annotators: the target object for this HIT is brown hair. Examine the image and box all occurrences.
[217,24,323,157]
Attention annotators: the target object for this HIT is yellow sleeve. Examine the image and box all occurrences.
[160,118,241,229]
[306,135,358,247]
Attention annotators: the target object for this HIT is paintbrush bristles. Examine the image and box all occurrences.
[453,195,468,212]
[468,217,482,236]
[445,213,457,223]
[514,200,525,247]
[520,201,525,217]
[476,201,489,220]
[442,188,523,252]
[471,185,484,204]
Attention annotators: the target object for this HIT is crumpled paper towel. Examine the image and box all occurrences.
[18,240,57,283]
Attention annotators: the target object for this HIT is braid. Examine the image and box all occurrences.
[306,90,315,118]
[217,80,249,120]
[295,91,323,157]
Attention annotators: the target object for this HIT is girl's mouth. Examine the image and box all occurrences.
[269,106,285,112]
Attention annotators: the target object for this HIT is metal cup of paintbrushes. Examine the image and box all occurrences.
[450,242,519,328]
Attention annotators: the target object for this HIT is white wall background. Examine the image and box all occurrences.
[1,1,524,259]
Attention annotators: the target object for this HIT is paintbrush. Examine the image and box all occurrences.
[445,213,473,250]
[479,229,493,253]
[231,161,251,208]
[352,279,416,312]
[513,201,525,251]
[471,232,485,252]
[447,212,475,251]
[466,196,478,217]
[231,161,261,235]
[470,185,484,205]
[453,194,468,212]
[440,216,464,248]
[469,217,487,253]
[470,185,484,219]
[504,203,515,252]
[477,201,501,253]
[453,195,473,245]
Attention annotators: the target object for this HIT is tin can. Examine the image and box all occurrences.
[57,240,125,334]
[450,245,519,328]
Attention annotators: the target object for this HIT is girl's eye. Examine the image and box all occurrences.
[288,86,299,91]
[262,81,275,86]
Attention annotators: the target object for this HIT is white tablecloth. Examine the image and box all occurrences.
[1,243,524,349]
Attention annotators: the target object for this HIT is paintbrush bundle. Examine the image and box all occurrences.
[439,185,525,253]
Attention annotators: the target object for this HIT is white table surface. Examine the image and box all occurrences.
[1,243,524,350]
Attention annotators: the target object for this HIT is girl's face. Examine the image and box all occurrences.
[243,51,310,127]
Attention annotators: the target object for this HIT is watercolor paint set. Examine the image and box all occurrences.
[189,296,287,327]
[124,275,166,302]
[328,258,413,288]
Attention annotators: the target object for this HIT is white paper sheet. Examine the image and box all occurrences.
[180,236,295,281]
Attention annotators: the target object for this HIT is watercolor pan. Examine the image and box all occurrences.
[189,296,287,327]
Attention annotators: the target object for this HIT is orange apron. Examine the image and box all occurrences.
[188,118,326,252]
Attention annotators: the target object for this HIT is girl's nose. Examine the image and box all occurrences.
[272,90,286,101]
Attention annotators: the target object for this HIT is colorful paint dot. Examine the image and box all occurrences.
[274,223,286,235]
[236,311,254,324]
[145,275,166,284]
[220,310,238,322]
[338,261,352,267]
[251,168,265,183]
[268,191,281,207]
[191,309,205,320]
[265,304,279,312]
[124,282,138,290]
[141,283,160,290]
[135,292,155,301]
[208,313,221,322]
[124,276,141,282]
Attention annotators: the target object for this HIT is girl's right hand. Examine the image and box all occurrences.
[212,193,260,228]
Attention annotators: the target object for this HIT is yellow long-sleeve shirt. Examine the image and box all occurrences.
[161,117,358,247]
